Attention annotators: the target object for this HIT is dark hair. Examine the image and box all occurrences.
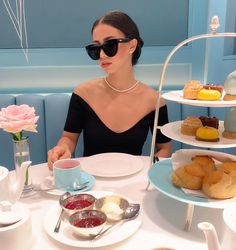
[91,11,144,65]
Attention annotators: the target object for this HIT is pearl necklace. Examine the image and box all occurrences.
[104,77,139,93]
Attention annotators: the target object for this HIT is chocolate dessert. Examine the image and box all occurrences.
[199,116,219,129]
[203,84,224,96]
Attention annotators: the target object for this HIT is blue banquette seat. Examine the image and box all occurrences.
[0,93,234,170]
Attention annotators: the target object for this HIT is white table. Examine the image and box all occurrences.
[19,156,225,250]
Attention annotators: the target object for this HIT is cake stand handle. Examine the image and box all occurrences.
[184,204,195,231]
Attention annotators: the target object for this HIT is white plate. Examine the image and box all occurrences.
[161,120,236,148]
[162,90,236,107]
[81,153,143,177]
[43,191,142,248]
[40,172,95,196]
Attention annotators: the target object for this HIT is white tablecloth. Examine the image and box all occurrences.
[19,156,226,250]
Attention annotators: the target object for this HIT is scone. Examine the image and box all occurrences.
[218,162,236,174]
[202,170,236,199]
[183,80,202,99]
[192,155,216,173]
[172,163,205,190]
[181,116,202,136]
[196,126,219,142]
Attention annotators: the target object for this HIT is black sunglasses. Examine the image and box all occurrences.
[85,38,131,60]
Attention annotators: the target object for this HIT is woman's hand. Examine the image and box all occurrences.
[47,146,71,170]
[47,132,79,170]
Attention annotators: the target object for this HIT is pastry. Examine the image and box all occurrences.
[203,84,224,96]
[199,116,219,129]
[202,169,236,199]
[218,162,236,174]
[196,126,219,142]
[197,88,221,101]
[183,80,202,99]
[223,94,236,101]
[222,108,236,139]
[222,131,236,139]
[192,155,216,173]
[223,71,236,100]
[172,154,236,199]
[172,163,205,190]
[181,116,202,135]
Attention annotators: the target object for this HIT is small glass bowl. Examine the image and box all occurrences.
[68,209,107,238]
[61,193,96,215]
[94,195,129,221]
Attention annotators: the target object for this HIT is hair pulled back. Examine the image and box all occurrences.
[91,11,144,65]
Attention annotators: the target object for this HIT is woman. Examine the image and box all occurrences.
[48,11,171,169]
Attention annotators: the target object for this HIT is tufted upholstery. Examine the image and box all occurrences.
[0,93,234,170]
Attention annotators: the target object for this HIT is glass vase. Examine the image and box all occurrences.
[13,137,33,195]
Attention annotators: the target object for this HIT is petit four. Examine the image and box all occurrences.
[183,80,202,99]
[181,116,202,135]
[199,116,219,129]
[197,88,221,101]
[203,84,224,96]
[196,126,219,142]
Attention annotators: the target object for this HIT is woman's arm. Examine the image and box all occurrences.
[156,141,172,158]
[153,100,172,159]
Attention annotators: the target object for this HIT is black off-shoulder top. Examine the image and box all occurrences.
[64,93,171,156]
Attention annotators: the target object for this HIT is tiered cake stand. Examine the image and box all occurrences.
[147,16,236,231]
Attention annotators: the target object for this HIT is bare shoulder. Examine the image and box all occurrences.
[139,83,165,108]
[74,78,103,98]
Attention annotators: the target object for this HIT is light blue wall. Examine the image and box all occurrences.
[0,0,189,48]
[0,0,209,93]
[190,0,209,81]
[224,0,236,56]
[207,0,236,83]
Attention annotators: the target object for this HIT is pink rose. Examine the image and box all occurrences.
[0,104,39,134]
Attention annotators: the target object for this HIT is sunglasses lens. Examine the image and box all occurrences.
[86,45,100,60]
[85,39,124,60]
[103,40,118,57]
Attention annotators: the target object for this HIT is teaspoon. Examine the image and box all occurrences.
[91,203,140,240]
[33,181,89,192]
[54,191,71,233]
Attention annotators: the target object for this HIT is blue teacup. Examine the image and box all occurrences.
[53,159,81,190]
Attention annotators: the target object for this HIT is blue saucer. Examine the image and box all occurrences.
[67,171,95,194]
[42,171,96,196]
